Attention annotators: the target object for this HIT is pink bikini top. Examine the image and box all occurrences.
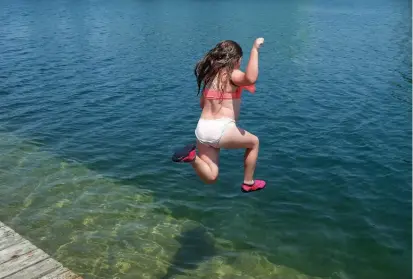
[203,84,256,100]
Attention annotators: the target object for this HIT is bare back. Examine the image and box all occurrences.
[200,73,242,121]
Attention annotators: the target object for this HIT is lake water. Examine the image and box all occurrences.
[0,0,411,278]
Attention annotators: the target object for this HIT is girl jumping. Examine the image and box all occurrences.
[172,38,266,193]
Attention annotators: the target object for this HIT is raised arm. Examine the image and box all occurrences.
[231,38,264,86]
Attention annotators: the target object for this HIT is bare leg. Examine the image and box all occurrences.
[219,125,260,184]
[243,141,259,183]
[190,156,213,182]
[172,141,220,184]
[191,141,220,184]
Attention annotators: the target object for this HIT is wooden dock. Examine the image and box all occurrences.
[0,221,81,279]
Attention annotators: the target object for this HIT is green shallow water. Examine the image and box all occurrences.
[0,132,324,279]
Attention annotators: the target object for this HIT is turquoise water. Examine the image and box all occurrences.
[0,0,411,278]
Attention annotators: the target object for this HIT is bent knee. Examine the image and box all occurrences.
[251,135,259,147]
[203,172,219,184]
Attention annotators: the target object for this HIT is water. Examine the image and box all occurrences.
[0,0,411,278]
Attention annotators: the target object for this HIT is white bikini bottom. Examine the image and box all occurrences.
[194,117,236,148]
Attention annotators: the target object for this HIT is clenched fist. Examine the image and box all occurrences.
[253,38,264,49]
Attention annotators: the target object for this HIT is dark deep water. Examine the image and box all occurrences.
[0,0,411,278]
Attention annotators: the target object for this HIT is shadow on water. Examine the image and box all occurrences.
[160,226,216,279]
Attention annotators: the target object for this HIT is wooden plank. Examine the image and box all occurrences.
[38,267,80,279]
[38,267,69,279]
[0,222,81,279]
[0,226,15,237]
[0,240,37,265]
[0,248,49,278]
[0,225,15,234]
[5,258,62,279]
[0,228,23,250]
